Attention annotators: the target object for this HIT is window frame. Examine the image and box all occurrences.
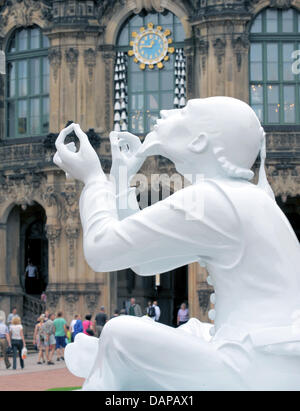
[5,26,50,139]
[249,8,300,125]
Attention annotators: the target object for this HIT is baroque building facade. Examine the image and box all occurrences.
[0,0,299,329]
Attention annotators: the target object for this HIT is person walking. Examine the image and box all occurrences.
[153,300,161,322]
[73,314,83,339]
[7,307,20,327]
[70,314,78,342]
[95,307,107,337]
[33,316,46,364]
[82,314,94,336]
[0,314,11,369]
[177,303,189,326]
[9,317,26,370]
[128,298,142,317]
[42,313,56,365]
[53,312,67,361]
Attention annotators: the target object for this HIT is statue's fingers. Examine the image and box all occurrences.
[118,132,141,151]
[110,131,121,159]
[73,123,90,147]
[55,123,75,149]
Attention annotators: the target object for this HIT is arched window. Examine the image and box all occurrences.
[6,26,50,138]
[115,11,185,135]
[249,8,300,125]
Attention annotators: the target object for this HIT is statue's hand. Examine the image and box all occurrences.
[110,131,145,189]
[53,123,104,184]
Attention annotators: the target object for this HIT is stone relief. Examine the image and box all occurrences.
[84,48,97,81]
[65,48,79,83]
[48,48,62,83]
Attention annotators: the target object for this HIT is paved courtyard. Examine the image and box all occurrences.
[0,353,84,391]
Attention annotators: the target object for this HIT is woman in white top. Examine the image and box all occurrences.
[9,316,26,370]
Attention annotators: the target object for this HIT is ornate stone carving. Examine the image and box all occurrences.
[86,292,100,314]
[65,293,79,316]
[84,48,97,81]
[197,39,209,74]
[46,292,60,311]
[270,0,292,9]
[65,225,80,267]
[0,170,46,210]
[0,0,52,36]
[197,288,213,315]
[130,0,165,13]
[232,35,250,73]
[213,38,226,74]
[65,48,79,83]
[48,48,62,82]
[46,224,61,267]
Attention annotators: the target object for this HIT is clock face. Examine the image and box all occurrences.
[136,31,167,65]
[128,23,174,70]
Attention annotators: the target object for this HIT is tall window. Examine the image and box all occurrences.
[249,8,300,125]
[6,26,50,138]
[115,11,185,135]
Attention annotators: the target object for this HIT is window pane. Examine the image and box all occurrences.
[147,93,159,109]
[18,100,27,134]
[161,92,173,109]
[159,12,173,25]
[146,112,159,132]
[18,60,28,96]
[19,29,28,51]
[42,97,49,133]
[8,62,16,97]
[250,44,262,81]
[266,43,278,81]
[30,28,40,49]
[8,35,16,53]
[8,101,15,137]
[266,9,278,32]
[129,112,144,134]
[146,70,159,91]
[282,9,294,33]
[130,72,143,92]
[174,23,185,41]
[250,84,263,104]
[131,94,143,110]
[283,85,295,123]
[30,58,40,95]
[30,98,40,134]
[283,43,295,81]
[267,85,279,123]
[251,14,262,33]
[144,13,158,26]
[130,14,143,27]
[42,35,50,48]
[161,70,174,91]
[252,105,263,122]
[118,28,128,46]
[43,57,50,93]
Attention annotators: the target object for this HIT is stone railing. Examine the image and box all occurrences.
[22,293,46,332]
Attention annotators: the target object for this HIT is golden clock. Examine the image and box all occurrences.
[128,23,175,70]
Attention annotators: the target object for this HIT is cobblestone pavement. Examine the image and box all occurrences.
[0,353,84,391]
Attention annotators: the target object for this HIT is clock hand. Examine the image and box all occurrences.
[141,41,155,49]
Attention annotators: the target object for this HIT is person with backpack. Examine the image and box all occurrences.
[73,314,83,339]
[146,301,156,321]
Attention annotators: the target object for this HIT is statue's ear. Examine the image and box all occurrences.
[188,133,208,154]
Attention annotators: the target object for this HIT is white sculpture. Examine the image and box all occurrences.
[54,97,300,391]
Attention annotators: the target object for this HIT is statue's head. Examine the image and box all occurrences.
[138,97,264,180]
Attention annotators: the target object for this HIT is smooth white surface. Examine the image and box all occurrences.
[55,97,300,391]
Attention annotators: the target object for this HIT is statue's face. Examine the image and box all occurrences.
[143,101,199,165]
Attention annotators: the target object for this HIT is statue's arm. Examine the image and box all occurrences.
[79,179,207,275]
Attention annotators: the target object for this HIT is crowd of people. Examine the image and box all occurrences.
[0,298,189,370]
